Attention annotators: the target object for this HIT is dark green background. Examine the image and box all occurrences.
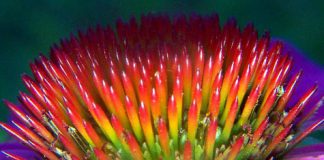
[0,0,323,144]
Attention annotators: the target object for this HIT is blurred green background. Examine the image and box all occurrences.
[0,0,323,143]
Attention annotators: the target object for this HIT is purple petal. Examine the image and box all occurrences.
[0,141,42,159]
[285,143,324,160]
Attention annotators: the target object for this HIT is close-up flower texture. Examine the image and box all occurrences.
[0,14,323,160]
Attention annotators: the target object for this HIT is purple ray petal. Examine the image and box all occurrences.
[0,141,42,159]
[285,143,324,160]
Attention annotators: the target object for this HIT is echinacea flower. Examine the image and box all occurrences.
[0,14,323,160]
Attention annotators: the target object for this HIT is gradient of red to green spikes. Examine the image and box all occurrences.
[220,98,239,144]
[82,120,105,148]
[237,86,261,128]
[125,96,144,142]
[187,100,199,145]
[220,77,239,125]
[168,95,179,149]
[0,14,322,160]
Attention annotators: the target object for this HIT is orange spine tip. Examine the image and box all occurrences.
[21,75,46,106]
[110,115,124,138]
[66,104,93,146]
[232,52,242,83]
[254,88,277,129]
[192,83,202,116]
[58,134,83,159]
[201,57,213,112]
[3,100,29,125]
[266,56,280,85]
[292,118,324,146]
[187,100,198,144]
[121,71,138,108]
[26,115,55,143]
[276,71,302,112]
[238,86,260,127]
[237,65,251,106]
[50,52,73,87]
[109,67,125,100]
[253,67,269,92]
[12,121,46,148]
[92,67,116,115]
[248,53,258,77]
[19,92,44,120]
[43,95,69,123]
[59,83,84,116]
[45,111,70,140]
[252,117,269,144]
[211,45,223,83]
[109,86,130,129]
[208,88,220,118]
[191,69,202,100]
[42,78,62,102]
[281,57,293,81]
[211,70,223,94]
[140,66,152,94]
[89,102,120,148]
[297,97,323,127]
[264,68,283,96]
[138,79,151,114]
[194,46,205,78]
[151,88,161,123]
[111,115,131,153]
[220,98,238,143]
[168,95,178,149]
[138,102,155,153]
[159,58,168,84]
[254,55,268,82]
[83,120,104,148]
[0,122,28,144]
[125,96,144,142]
[173,76,183,129]
[131,61,141,94]
[183,56,193,108]
[283,85,317,126]
[220,62,235,113]
[30,62,46,83]
[155,72,167,119]
[47,59,67,85]
[220,77,239,125]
